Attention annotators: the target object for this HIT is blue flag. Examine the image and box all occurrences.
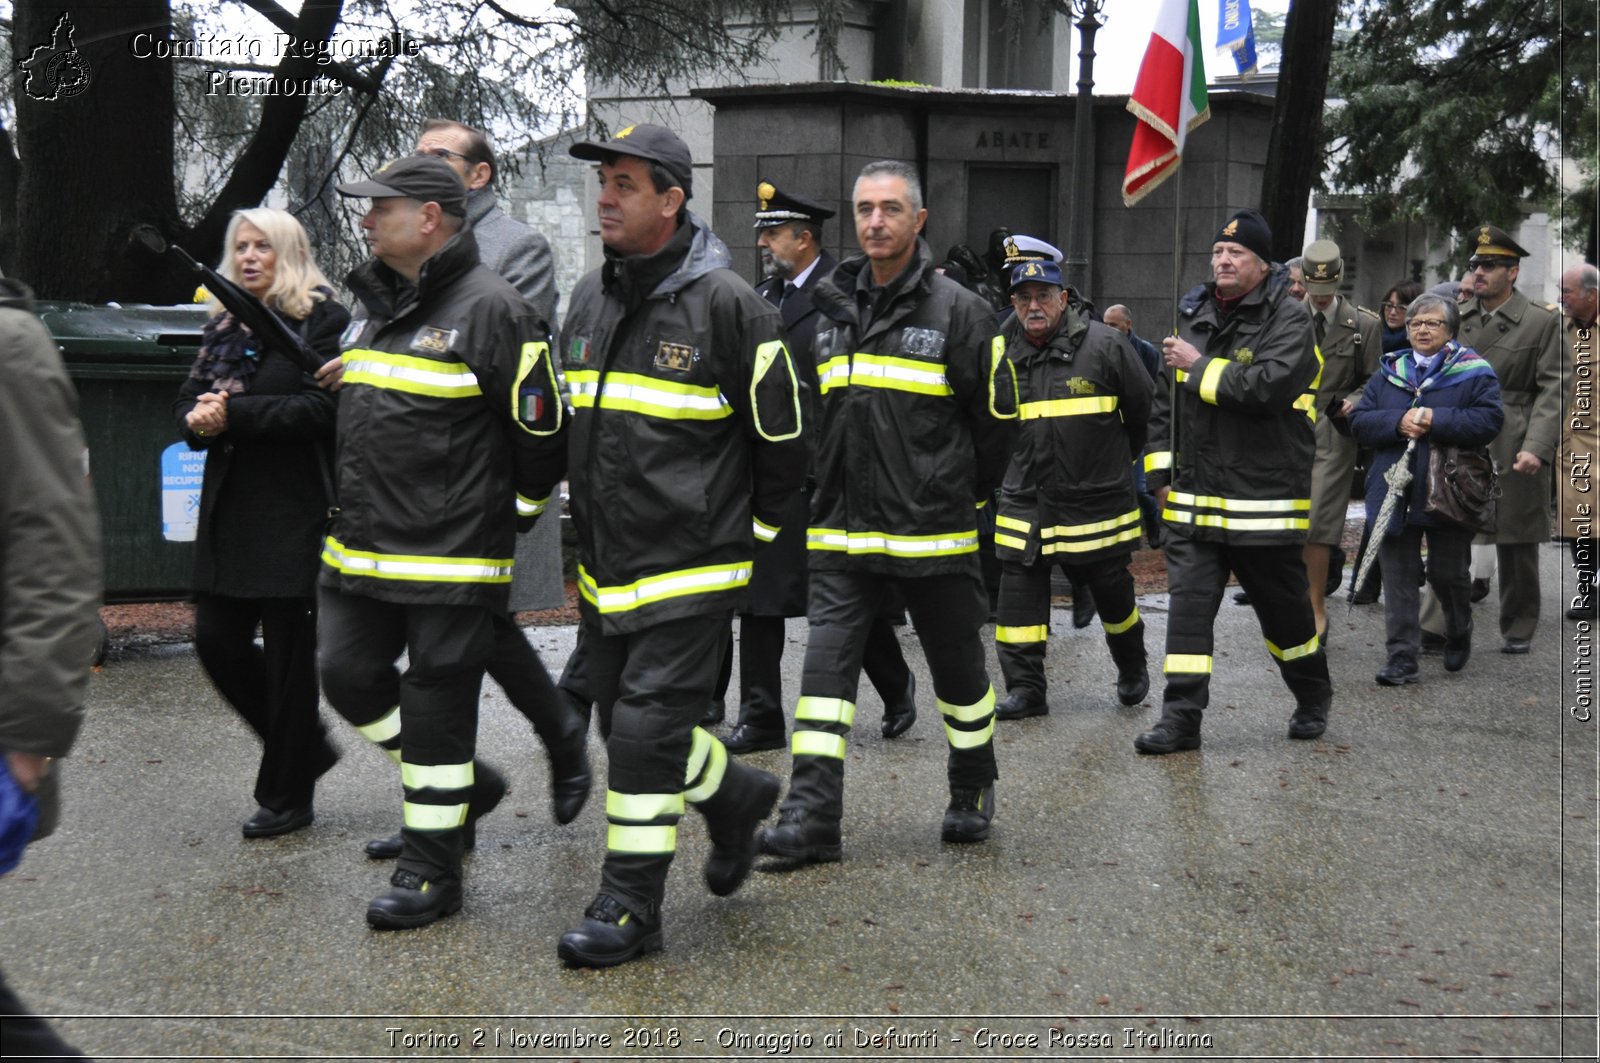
[1217,0,1258,75]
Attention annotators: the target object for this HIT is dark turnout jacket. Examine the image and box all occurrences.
[560,213,806,635]
[1145,265,1322,545]
[807,238,1019,575]
[321,230,567,610]
[996,305,1153,564]
[174,296,349,598]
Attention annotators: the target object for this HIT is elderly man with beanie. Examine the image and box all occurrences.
[991,258,1153,720]
[318,155,570,928]
[555,124,806,968]
[1137,208,1333,754]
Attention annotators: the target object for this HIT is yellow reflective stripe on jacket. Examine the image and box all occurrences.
[995,532,1029,551]
[608,824,677,853]
[1102,607,1141,635]
[796,696,856,727]
[400,761,474,791]
[751,339,802,441]
[1039,509,1143,554]
[816,354,851,394]
[1198,357,1228,404]
[606,790,685,821]
[565,369,732,420]
[839,353,953,397]
[322,536,513,584]
[753,516,780,543]
[344,349,482,398]
[356,705,401,744]
[516,493,549,518]
[1163,653,1213,674]
[404,801,468,830]
[1266,633,1321,661]
[1019,395,1120,419]
[1144,450,1172,473]
[1294,391,1317,421]
[1162,492,1311,532]
[791,730,847,759]
[576,561,752,614]
[683,728,727,803]
[988,335,1018,418]
[995,514,1031,533]
[806,527,979,557]
[996,624,1048,644]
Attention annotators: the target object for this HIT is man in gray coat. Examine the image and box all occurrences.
[0,270,101,1058]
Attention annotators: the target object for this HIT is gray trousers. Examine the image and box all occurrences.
[1420,541,1540,640]
[1381,523,1474,663]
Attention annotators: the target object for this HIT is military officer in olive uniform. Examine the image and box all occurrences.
[1422,225,1564,654]
[1301,240,1381,640]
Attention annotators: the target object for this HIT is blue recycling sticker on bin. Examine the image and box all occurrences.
[160,442,206,542]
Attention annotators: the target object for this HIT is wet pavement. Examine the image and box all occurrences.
[2,543,1595,1061]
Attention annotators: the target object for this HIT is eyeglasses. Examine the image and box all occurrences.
[416,147,470,163]
[1381,301,1406,312]
[1407,318,1448,331]
[1468,258,1509,272]
[1011,291,1060,307]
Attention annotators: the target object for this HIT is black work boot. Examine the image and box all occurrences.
[1287,697,1331,740]
[995,687,1047,720]
[1115,661,1151,706]
[758,807,842,867]
[1133,707,1202,754]
[366,867,463,930]
[698,762,781,896]
[364,760,509,859]
[941,783,995,843]
[880,674,918,739]
[548,731,592,825]
[557,893,663,968]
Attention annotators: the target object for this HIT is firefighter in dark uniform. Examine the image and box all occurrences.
[318,156,569,927]
[721,183,919,754]
[553,125,807,968]
[1137,208,1334,754]
[758,160,1018,866]
[992,259,1153,719]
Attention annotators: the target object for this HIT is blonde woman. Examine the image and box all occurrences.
[173,208,351,838]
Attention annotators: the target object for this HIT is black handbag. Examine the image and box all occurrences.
[1425,444,1499,534]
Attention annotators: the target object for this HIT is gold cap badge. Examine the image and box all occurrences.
[758,181,776,210]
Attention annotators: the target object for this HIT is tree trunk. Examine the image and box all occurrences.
[1259,0,1337,263]
[15,1,183,302]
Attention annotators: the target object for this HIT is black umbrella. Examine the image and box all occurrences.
[131,224,326,374]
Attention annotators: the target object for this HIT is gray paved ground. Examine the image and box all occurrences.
[2,544,1596,1061]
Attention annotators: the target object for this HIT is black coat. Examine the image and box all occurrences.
[174,296,349,598]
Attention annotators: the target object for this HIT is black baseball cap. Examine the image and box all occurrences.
[569,123,694,197]
[335,155,467,216]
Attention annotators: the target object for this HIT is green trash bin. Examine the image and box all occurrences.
[47,301,212,602]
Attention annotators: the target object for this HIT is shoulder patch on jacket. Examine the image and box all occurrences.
[567,335,592,367]
[340,318,369,349]
[411,326,458,355]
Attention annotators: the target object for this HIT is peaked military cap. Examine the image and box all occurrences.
[1302,239,1344,295]
[753,182,835,229]
[1469,223,1529,261]
[1002,234,1064,268]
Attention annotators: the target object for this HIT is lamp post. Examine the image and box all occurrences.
[1063,0,1105,298]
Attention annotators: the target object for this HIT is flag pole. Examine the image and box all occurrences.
[1169,164,1183,478]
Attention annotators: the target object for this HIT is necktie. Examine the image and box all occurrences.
[1314,313,1327,347]
[779,282,794,309]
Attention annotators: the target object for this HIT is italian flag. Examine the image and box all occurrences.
[1122,0,1211,206]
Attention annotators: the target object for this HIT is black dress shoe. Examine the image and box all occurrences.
[1470,577,1491,603]
[1443,630,1471,672]
[995,687,1048,720]
[366,868,462,930]
[1232,590,1251,606]
[704,768,780,896]
[558,894,662,968]
[1350,587,1380,606]
[1288,697,1331,740]
[549,737,592,825]
[941,784,995,843]
[1375,655,1420,686]
[364,763,508,859]
[1502,637,1531,654]
[723,723,787,754]
[1115,664,1150,706]
[1420,630,1446,656]
[1134,708,1201,754]
[880,675,917,739]
[242,805,313,839]
[757,808,842,867]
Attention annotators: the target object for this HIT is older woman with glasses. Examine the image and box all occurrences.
[1348,293,1504,686]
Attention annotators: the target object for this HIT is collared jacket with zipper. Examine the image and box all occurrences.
[1144,264,1321,545]
[996,303,1153,565]
[320,230,567,611]
[559,212,806,636]
[807,237,1018,575]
